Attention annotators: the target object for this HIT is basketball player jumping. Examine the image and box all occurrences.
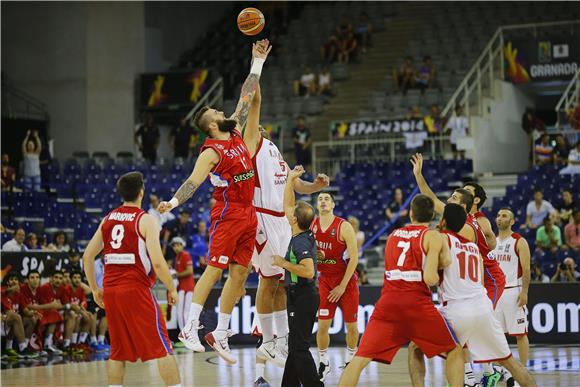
[243,75,330,385]
[491,208,531,386]
[311,192,360,381]
[338,194,464,387]
[83,172,181,387]
[429,203,535,387]
[157,40,271,364]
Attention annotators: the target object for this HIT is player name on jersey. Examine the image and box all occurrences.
[108,212,137,222]
[392,228,422,239]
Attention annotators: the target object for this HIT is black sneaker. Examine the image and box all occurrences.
[21,349,40,359]
[318,361,330,382]
[339,362,350,369]
[254,376,271,387]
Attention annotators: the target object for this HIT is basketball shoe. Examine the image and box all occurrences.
[178,319,205,352]
[204,329,236,364]
[257,339,286,367]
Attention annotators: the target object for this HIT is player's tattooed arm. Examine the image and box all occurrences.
[173,180,199,205]
[230,73,260,129]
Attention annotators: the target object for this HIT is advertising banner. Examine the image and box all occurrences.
[140,69,212,109]
[330,118,427,139]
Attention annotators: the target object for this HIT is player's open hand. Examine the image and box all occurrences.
[328,284,346,303]
[410,153,424,176]
[316,249,325,261]
[92,288,105,309]
[167,289,178,306]
[157,201,173,214]
[517,291,528,307]
[252,39,272,61]
[314,174,330,189]
[272,255,286,268]
[289,165,305,180]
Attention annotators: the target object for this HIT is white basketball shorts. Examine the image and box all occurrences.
[251,211,292,279]
[493,286,528,336]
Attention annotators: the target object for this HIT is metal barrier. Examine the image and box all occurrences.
[555,69,580,128]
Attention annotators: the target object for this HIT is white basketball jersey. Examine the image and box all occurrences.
[492,233,523,288]
[439,231,487,303]
[252,137,288,212]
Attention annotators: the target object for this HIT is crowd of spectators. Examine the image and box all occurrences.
[293,66,334,98]
[392,55,438,95]
[2,228,76,254]
[320,13,371,65]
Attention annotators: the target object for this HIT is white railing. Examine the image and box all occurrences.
[442,20,580,120]
[312,135,451,176]
[555,69,580,128]
[184,77,224,124]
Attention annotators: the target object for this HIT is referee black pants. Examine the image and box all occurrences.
[282,285,324,387]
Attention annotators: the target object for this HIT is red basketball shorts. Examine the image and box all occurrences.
[207,203,257,270]
[484,265,506,309]
[104,285,173,362]
[318,275,359,323]
[357,291,459,364]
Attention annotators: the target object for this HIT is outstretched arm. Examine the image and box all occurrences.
[477,216,497,251]
[230,40,272,130]
[284,165,306,223]
[158,148,220,213]
[410,153,445,214]
[244,83,262,156]
[294,173,330,194]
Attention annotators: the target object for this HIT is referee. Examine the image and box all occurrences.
[273,165,324,387]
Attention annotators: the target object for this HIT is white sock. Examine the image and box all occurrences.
[346,347,357,363]
[6,339,13,349]
[216,313,231,331]
[273,310,289,338]
[90,336,97,344]
[465,362,473,373]
[44,334,53,347]
[258,313,274,342]
[79,332,88,344]
[98,335,106,344]
[187,303,203,325]
[63,339,71,348]
[256,362,265,379]
[23,338,29,348]
[319,349,328,364]
[483,363,494,374]
[18,342,27,352]
[72,333,79,344]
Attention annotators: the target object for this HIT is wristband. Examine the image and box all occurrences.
[169,197,179,209]
[250,58,265,76]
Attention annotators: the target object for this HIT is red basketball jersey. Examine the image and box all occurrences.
[201,129,255,205]
[70,286,87,309]
[311,216,348,276]
[19,283,40,310]
[382,225,431,298]
[38,283,70,305]
[0,289,22,313]
[467,212,501,272]
[101,205,155,289]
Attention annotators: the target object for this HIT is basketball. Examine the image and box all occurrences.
[237,7,265,36]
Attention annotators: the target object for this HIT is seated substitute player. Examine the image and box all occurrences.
[83,171,181,387]
[70,270,99,351]
[422,204,535,387]
[338,194,464,387]
[170,236,196,332]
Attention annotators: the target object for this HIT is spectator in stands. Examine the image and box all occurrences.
[317,66,333,97]
[134,113,160,165]
[553,134,571,165]
[47,231,71,252]
[38,234,50,251]
[1,154,16,191]
[200,197,216,227]
[551,257,579,282]
[170,118,195,161]
[354,12,372,53]
[445,104,469,160]
[162,210,191,258]
[2,228,27,252]
[392,56,415,95]
[534,133,553,165]
[406,106,423,120]
[336,14,353,39]
[386,188,409,228]
[566,95,580,130]
[348,216,365,250]
[565,209,580,252]
[531,261,550,283]
[536,216,566,254]
[320,34,338,63]
[337,31,358,64]
[21,130,42,192]
[559,141,580,175]
[425,104,444,154]
[292,116,312,167]
[416,56,436,94]
[24,232,39,250]
[523,189,557,229]
[521,108,545,137]
[557,189,576,225]
[293,66,316,97]
[65,250,83,275]
[148,194,176,227]
[191,220,209,273]
[356,264,370,286]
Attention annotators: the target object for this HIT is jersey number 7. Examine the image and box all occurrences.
[396,241,410,266]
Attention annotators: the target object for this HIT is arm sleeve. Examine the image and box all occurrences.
[294,238,315,263]
[526,202,533,216]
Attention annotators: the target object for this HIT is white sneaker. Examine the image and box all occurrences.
[276,335,288,359]
[257,339,286,368]
[204,329,236,364]
[318,362,330,382]
[178,320,205,352]
[45,344,63,355]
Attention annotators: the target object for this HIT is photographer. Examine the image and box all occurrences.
[551,257,580,283]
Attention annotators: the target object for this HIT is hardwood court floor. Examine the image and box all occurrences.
[2,345,578,386]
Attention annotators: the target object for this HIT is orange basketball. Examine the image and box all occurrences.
[237,7,265,36]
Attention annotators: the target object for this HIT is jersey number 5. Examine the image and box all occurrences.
[457,252,479,282]
[396,241,411,266]
[110,224,125,249]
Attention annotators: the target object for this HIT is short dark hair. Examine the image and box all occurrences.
[443,203,468,233]
[193,106,211,132]
[454,188,474,212]
[318,192,335,203]
[3,273,20,286]
[27,270,40,279]
[295,201,315,230]
[53,230,67,243]
[499,207,515,220]
[464,182,487,209]
[52,270,64,277]
[563,189,572,195]
[117,171,144,202]
[534,188,543,194]
[71,271,82,278]
[543,215,552,224]
[410,194,435,223]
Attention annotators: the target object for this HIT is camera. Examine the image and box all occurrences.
[560,263,568,271]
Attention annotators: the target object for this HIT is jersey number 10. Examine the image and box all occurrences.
[457,252,479,282]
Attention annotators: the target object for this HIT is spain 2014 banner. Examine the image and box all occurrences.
[140,69,212,109]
